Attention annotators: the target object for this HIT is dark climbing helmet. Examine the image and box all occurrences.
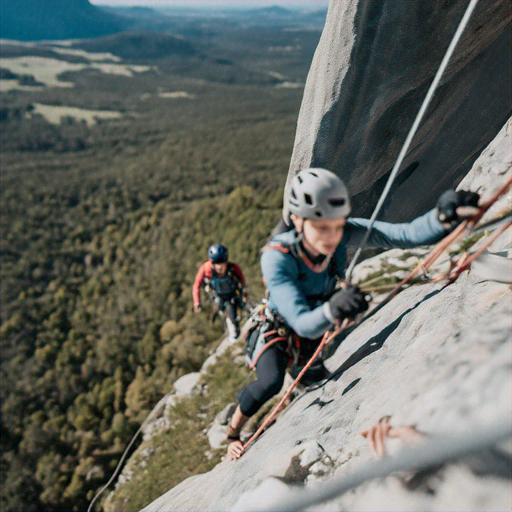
[208,244,228,263]
[286,168,351,220]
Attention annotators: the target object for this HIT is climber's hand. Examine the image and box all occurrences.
[361,415,425,458]
[227,440,244,460]
[328,285,369,320]
[361,415,391,457]
[194,303,202,313]
[437,190,480,229]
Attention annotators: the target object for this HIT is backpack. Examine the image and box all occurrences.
[207,263,240,300]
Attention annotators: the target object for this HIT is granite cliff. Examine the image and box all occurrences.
[286,0,511,222]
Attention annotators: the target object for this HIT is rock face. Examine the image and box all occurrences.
[285,0,511,222]
[142,257,511,512]
[458,119,512,219]
[140,119,511,511]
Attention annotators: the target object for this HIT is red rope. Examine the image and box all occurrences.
[447,219,512,282]
[367,174,512,304]
[470,175,512,225]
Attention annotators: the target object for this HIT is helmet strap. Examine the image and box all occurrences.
[291,216,331,272]
[297,241,331,273]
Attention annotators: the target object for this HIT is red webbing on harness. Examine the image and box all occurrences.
[249,337,288,370]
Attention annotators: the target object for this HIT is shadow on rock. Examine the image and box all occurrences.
[308,289,441,392]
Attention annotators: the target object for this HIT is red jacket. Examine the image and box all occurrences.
[192,260,246,307]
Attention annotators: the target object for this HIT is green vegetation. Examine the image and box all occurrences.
[104,346,251,512]
[0,17,323,511]
[1,171,283,511]
[449,231,486,256]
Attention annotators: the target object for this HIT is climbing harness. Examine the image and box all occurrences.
[345,0,480,282]
[204,263,246,330]
[241,318,350,454]
[205,262,243,300]
[244,306,303,370]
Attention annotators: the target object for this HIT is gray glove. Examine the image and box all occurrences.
[326,285,369,321]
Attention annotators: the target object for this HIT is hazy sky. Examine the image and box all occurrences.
[90,0,329,11]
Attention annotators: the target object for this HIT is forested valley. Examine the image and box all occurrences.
[0,6,324,510]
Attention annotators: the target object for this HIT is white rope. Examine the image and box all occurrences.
[345,0,480,282]
[257,418,511,512]
[87,401,165,512]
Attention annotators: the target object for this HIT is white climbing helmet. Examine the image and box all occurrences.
[286,168,351,220]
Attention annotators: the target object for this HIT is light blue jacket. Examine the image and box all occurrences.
[261,209,446,339]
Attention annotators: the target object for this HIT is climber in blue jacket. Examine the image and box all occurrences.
[226,168,480,459]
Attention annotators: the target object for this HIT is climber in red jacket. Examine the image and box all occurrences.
[193,244,247,342]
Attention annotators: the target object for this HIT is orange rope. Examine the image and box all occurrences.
[241,319,350,454]
[366,174,512,303]
[249,337,288,370]
[470,175,512,226]
[447,219,512,282]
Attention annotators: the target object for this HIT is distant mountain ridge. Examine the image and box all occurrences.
[72,31,198,60]
[0,0,126,41]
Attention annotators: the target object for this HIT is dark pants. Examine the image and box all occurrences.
[238,343,288,417]
[238,337,331,418]
[218,297,240,336]
[222,300,237,324]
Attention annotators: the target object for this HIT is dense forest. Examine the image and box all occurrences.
[0,11,322,509]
